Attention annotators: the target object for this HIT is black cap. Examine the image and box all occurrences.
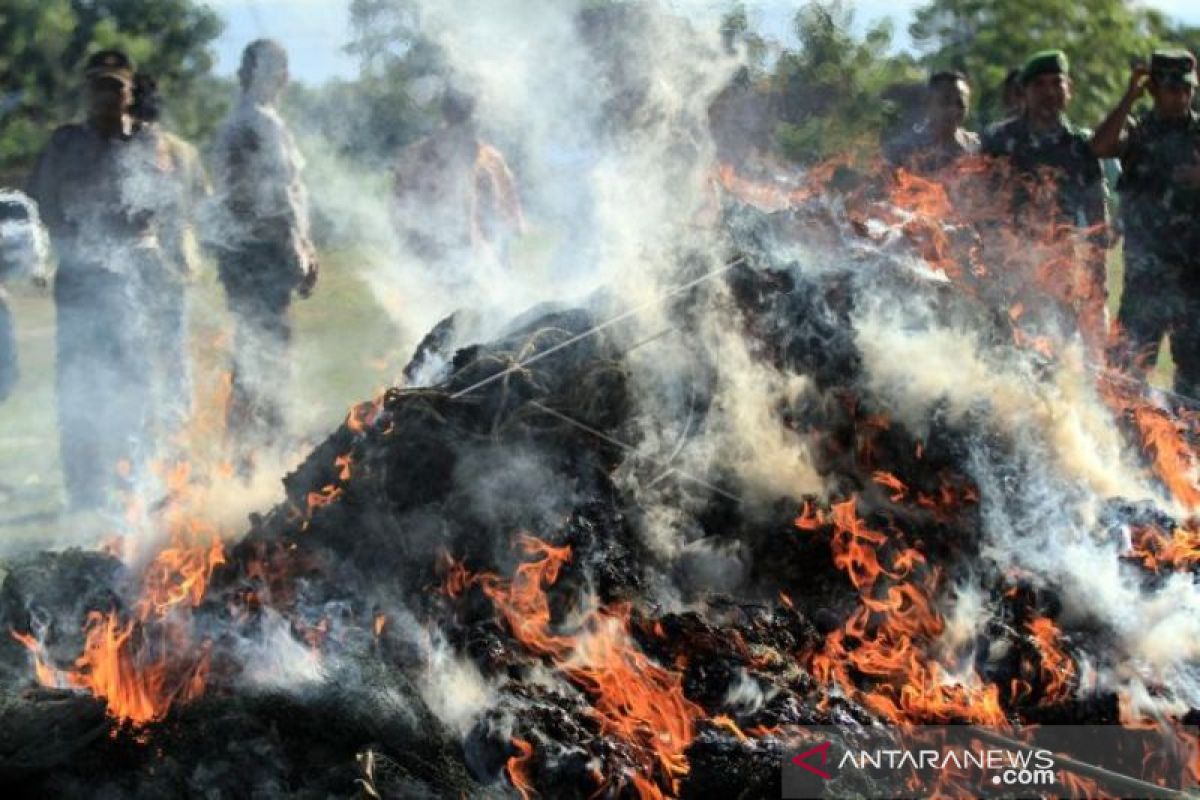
[84,50,135,87]
[1150,49,1197,87]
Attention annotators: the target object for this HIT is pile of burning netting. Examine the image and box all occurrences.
[1,158,1198,799]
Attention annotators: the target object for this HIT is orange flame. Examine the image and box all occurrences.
[1026,616,1075,704]
[472,535,703,798]
[506,737,536,799]
[808,498,1007,726]
[1126,523,1200,573]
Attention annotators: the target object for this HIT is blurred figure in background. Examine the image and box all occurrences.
[0,190,50,406]
[130,73,210,443]
[1092,50,1200,397]
[1000,67,1025,122]
[393,88,523,277]
[884,71,980,175]
[28,50,168,510]
[208,39,317,476]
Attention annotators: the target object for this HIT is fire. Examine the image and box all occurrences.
[506,737,536,799]
[437,551,471,598]
[13,531,223,726]
[1131,406,1200,510]
[1026,616,1075,703]
[12,450,230,727]
[346,394,385,435]
[1126,522,1200,573]
[305,484,343,515]
[806,498,1007,726]
[335,453,353,481]
[468,534,703,798]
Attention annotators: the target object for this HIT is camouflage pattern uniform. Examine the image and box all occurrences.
[1113,105,1200,396]
[981,52,1109,347]
[981,115,1108,231]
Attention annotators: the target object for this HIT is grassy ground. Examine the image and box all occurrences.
[0,247,406,550]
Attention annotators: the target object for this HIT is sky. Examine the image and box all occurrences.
[205,0,1200,85]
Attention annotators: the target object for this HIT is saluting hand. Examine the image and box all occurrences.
[1126,64,1151,99]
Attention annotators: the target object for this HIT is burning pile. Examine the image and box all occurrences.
[2,156,1199,798]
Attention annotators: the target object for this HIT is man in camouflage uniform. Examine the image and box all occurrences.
[208,39,317,474]
[27,51,169,509]
[982,50,1109,346]
[131,73,210,441]
[983,50,1108,231]
[884,71,980,175]
[1092,50,1200,396]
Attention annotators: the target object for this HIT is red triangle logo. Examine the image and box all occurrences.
[791,741,833,780]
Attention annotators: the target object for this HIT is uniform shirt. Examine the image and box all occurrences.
[144,126,209,277]
[884,125,980,174]
[27,122,168,272]
[1114,109,1200,252]
[208,98,311,263]
[981,115,1107,230]
[393,126,522,260]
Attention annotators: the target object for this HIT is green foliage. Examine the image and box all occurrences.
[330,0,447,159]
[0,0,225,179]
[770,1,921,164]
[908,0,1179,128]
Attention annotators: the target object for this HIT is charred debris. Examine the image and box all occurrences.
[1,176,1197,799]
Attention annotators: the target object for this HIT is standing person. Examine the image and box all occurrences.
[884,71,980,174]
[1091,51,1200,396]
[983,51,1108,230]
[130,73,210,442]
[27,50,167,509]
[208,39,317,475]
[982,50,1109,346]
[0,190,50,405]
[393,88,523,275]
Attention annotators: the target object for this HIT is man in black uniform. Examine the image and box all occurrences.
[1091,50,1200,396]
[28,51,167,509]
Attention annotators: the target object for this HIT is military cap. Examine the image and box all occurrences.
[1150,49,1197,87]
[84,50,135,86]
[1021,50,1069,85]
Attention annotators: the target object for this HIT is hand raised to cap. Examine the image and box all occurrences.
[1127,64,1151,98]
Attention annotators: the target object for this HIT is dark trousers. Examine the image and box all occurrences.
[54,269,150,509]
[218,244,300,468]
[1115,245,1200,398]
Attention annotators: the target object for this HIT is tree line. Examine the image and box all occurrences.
[2,0,1199,181]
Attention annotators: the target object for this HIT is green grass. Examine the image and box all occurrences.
[0,247,405,549]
